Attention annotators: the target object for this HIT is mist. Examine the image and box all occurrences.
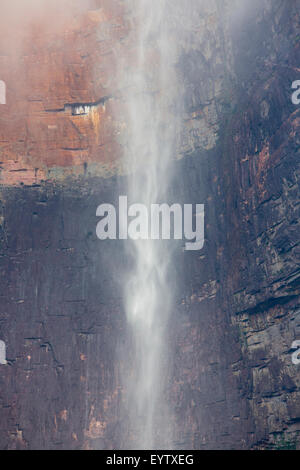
[118,0,181,449]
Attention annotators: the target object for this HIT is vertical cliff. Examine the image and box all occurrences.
[0,0,299,449]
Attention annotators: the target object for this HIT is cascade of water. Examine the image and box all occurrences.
[120,0,179,449]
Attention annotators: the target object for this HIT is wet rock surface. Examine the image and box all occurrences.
[0,0,299,449]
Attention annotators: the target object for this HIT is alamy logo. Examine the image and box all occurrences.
[0,80,6,105]
[96,196,205,251]
[291,80,300,105]
[0,340,7,365]
[291,341,300,365]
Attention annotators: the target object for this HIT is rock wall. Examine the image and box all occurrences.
[223,0,300,449]
[0,0,299,449]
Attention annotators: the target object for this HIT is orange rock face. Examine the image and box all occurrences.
[0,0,128,185]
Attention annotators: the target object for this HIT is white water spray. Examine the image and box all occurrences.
[120,0,180,449]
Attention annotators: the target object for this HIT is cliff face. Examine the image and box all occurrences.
[0,0,299,449]
[0,0,127,184]
[223,1,300,448]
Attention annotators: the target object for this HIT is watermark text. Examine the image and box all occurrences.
[291,80,300,105]
[0,80,6,105]
[96,196,205,251]
[291,340,300,365]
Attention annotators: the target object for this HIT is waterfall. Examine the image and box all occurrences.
[119,0,180,449]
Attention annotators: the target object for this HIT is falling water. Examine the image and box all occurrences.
[119,0,180,449]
